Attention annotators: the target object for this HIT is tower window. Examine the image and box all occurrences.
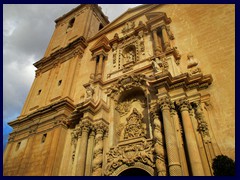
[41,133,47,143]
[68,18,75,29]
[99,23,104,30]
[38,89,42,95]
[58,80,62,86]
[16,142,21,151]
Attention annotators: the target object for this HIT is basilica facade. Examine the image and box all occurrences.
[3,4,235,176]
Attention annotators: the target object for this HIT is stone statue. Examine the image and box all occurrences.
[187,53,201,76]
[85,85,94,100]
[152,58,162,73]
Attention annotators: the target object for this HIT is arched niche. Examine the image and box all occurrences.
[122,45,136,64]
[114,87,151,143]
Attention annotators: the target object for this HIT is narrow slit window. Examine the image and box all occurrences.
[16,142,21,151]
[41,133,47,143]
[58,80,62,86]
[38,89,42,95]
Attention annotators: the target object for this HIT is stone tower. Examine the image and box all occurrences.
[4,4,235,176]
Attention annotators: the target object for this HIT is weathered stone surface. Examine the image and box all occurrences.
[4,4,234,176]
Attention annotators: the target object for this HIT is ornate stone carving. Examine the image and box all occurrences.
[158,97,171,111]
[152,57,168,74]
[71,125,81,163]
[85,84,95,101]
[112,42,118,67]
[115,99,137,116]
[79,120,91,134]
[107,74,145,98]
[105,140,154,176]
[138,30,145,54]
[150,105,167,176]
[194,102,210,140]
[166,25,174,40]
[122,21,135,34]
[92,122,108,176]
[124,108,146,139]
[176,98,190,112]
[187,53,201,76]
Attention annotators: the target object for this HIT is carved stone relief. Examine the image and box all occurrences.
[115,99,137,117]
[122,21,135,34]
[124,108,146,140]
[105,140,154,176]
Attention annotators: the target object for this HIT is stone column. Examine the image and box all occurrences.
[150,106,167,176]
[72,125,81,175]
[161,25,171,51]
[177,99,205,176]
[92,123,107,176]
[96,54,104,79]
[85,128,96,176]
[158,97,182,176]
[75,120,91,176]
[152,29,162,56]
[170,104,189,176]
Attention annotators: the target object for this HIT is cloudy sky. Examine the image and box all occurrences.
[3,4,142,150]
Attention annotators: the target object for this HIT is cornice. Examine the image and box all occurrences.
[8,98,76,128]
[34,36,87,72]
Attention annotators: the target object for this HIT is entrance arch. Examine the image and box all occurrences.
[109,162,154,176]
[119,168,151,176]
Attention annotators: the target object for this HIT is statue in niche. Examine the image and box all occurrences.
[121,49,135,64]
[124,108,146,139]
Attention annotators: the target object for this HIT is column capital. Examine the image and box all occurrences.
[176,98,190,112]
[170,102,177,116]
[158,97,171,111]
[161,25,167,30]
[79,120,92,133]
[94,122,108,135]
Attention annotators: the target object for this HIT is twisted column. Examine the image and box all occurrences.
[150,105,167,176]
[177,98,205,176]
[92,122,108,176]
[158,97,182,176]
[75,120,91,176]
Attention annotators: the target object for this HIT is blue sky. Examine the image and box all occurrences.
[3,4,142,151]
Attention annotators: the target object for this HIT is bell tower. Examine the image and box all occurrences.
[44,4,109,57]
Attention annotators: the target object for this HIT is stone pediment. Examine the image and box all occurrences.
[145,12,166,20]
[90,35,111,54]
